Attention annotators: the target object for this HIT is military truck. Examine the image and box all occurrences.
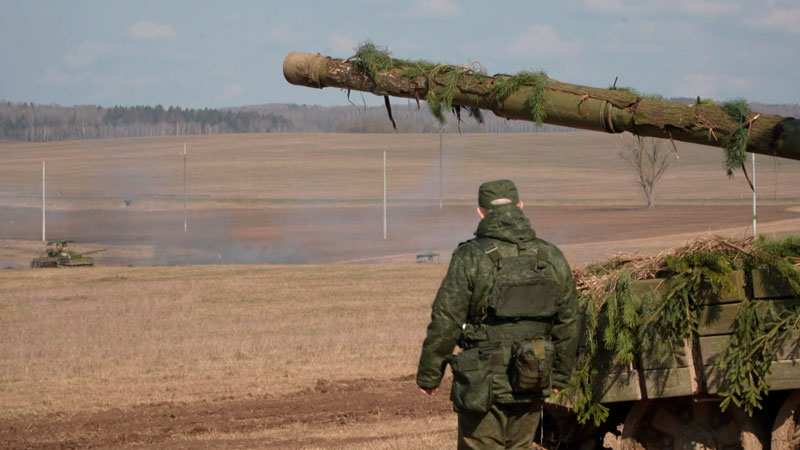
[31,240,104,268]
[557,260,800,450]
[282,45,800,448]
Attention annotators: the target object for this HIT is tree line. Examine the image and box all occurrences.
[0,101,292,142]
[233,103,575,134]
[2,99,798,142]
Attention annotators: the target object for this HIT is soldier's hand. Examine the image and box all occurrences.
[419,386,438,396]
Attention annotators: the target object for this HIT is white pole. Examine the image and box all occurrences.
[752,153,757,237]
[42,160,46,241]
[439,130,443,209]
[183,143,187,233]
[383,151,387,241]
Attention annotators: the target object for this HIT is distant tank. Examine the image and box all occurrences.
[30,240,104,268]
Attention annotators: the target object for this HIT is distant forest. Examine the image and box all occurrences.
[0,102,292,142]
[2,99,799,142]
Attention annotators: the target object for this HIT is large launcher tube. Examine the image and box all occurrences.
[284,51,800,161]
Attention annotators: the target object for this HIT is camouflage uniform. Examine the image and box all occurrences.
[416,180,578,450]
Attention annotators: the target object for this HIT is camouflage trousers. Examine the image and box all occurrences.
[457,401,543,450]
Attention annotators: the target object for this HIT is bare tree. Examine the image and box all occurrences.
[620,135,674,209]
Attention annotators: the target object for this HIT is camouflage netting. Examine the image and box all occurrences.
[562,235,800,425]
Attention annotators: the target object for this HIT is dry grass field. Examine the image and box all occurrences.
[0,264,456,448]
[2,132,800,267]
[3,132,800,207]
[2,132,800,448]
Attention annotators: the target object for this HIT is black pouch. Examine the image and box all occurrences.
[447,347,492,413]
[510,338,554,395]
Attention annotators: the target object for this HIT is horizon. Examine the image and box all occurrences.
[1,1,799,109]
[4,98,800,111]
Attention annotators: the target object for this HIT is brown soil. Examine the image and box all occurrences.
[0,376,452,449]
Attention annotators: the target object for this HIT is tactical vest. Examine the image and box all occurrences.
[470,237,560,322]
[448,237,560,411]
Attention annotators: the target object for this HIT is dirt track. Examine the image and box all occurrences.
[3,203,799,267]
[0,376,453,449]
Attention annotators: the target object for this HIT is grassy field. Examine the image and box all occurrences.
[2,132,800,210]
[0,264,444,417]
[3,132,800,268]
[0,263,458,448]
[2,132,800,447]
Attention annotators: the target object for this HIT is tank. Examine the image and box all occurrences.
[283,46,800,163]
[284,46,800,449]
[30,240,103,268]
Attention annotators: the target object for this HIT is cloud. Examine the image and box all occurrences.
[62,41,110,69]
[219,83,244,100]
[328,34,358,55]
[412,0,460,18]
[38,67,73,85]
[674,0,740,14]
[269,26,292,44]
[746,8,800,33]
[577,0,741,15]
[128,21,175,39]
[582,0,625,12]
[675,73,749,99]
[508,25,582,58]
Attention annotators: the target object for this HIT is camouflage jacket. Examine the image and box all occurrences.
[415,204,578,396]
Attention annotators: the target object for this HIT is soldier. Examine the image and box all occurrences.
[416,179,578,449]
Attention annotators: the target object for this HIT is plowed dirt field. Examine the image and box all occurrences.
[1,377,454,449]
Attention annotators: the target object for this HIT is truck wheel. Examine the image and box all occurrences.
[620,397,765,449]
[772,389,800,450]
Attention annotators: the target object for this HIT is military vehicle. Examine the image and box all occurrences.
[415,252,440,263]
[283,46,800,449]
[569,263,800,450]
[283,47,800,163]
[30,240,105,268]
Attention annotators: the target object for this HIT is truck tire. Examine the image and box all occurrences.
[620,397,765,449]
[772,389,800,450]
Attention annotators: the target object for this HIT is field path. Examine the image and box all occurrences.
[0,376,453,449]
[560,216,800,264]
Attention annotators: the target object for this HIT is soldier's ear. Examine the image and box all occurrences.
[518,200,524,210]
[477,207,486,219]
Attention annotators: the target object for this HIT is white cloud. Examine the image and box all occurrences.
[412,0,460,18]
[746,8,800,33]
[582,0,625,12]
[269,26,292,43]
[675,0,740,14]
[763,0,798,6]
[328,34,358,55]
[62,41,109,69]
[219,83,244,100]
[577,0,741,15]
[128,21,175,39]
[38,67,73,85]
[508,25,582,58]
[675,73,749,99]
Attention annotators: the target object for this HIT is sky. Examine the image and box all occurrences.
[1,0,799,109]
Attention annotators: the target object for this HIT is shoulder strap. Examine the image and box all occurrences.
[469,238,502,268]
[537,248,549,269]
[534,239,550,269]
